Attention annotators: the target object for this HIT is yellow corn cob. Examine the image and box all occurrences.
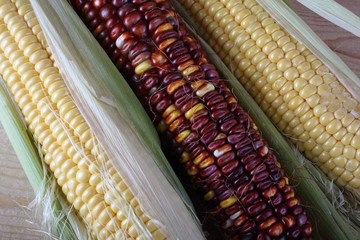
[0,0,165,239]
[177,0,360,191]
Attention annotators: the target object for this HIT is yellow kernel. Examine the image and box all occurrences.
[277,36,290,47]
[220,196,236,208]
[267,69,282,84]
[263,63,277,76]
[247,22,262,35]
[204,190,215,201]
[272,77,286,91]
[297,62,311,74]
[176,130,191,143]
[344,98,358,111]
[277,103,288,115]
[345,159,359,171]
[313,104,327,117]
[229,2,245,15]
[293,124,304,136]
[245,45,261,59]
[234,8,252,23]
[305,95,319,109]
[293,78,307,92]
[311,145,323,156]
[262,42,278,55]
[301,70,315,80]
[328,100,341,112]
[285,49,300,59]
[323,160,336,171]
[334,108,347,119]
[272,30,285,41]
[280,89,298,103]
[318,151,331,163]
[277,58,291,72]
[264,90,279,103]
[180,151,190,163]
[270,95,282,108]
[261,18,275,27]
[199,156,214,169]
[341,170,353,182]
[162,104,176,119]
[224,21,238,34]
[340,133,353,146]
[299,84,316,99]
[326,119,342,134]
[251,28,265,41]
[323,136,337,150]
[353,168,360,178]
[185,103,205,119]
[343,145,356,159]
[240,39,255,53]
[76,169,90,183]
[282,42,296,53]
[351,135,360,149]
[309,124,324,139]
[265,23,280,34]
[349,178,360,188]
[303,140,316,151]
[318,84,331,96]
[332,166,345,176]
[282,110,295,122]
[256,33,272,48]
[288,96,304,110]
[294,102,310,117]
[304,117,319,131]
[134,60,152,75]
[241,14,257,29]
[311,59,322,70]
[342,113,355,127]
[284,67,299,81]
[165,110,181,125]
[347,120,360,134]
[268,48,284,63]
[330,142,344,158]
[218,14,233,28]
[196,83,215,97]
[208,2,224,16]
[288,117,300,128]
[317,113,334,128]
[280,84,295,97]
[316,132,331,144]
[292,55,306,67]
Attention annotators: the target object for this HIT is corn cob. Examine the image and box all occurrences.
[175,0,360,191]
[0,0,170,239]
[70,0,313,239]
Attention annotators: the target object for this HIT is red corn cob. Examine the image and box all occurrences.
[70,0,313,239]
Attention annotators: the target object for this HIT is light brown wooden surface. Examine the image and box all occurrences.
[0,1,359,239]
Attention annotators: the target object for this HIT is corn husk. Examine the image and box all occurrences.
[26,0,205,239]
[295,0,360,37]
[171,0,360,239]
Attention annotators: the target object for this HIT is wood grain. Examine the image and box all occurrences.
[0,1,359,239]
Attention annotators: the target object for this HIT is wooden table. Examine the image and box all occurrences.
[0,1,359,239]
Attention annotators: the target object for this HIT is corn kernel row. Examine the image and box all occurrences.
[177,0,360,191]
[0,0,165,239]
[71,0,313,239]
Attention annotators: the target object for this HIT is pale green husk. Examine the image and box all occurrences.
[296,0,360,37]
[171,0,360,239]
[0,79,87,239]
